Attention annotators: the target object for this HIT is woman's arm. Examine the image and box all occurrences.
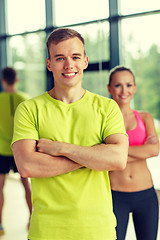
[128,112,159,160]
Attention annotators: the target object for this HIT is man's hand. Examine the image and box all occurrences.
[37,138,65,156]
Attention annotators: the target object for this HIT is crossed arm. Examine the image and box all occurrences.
[127,112,159,162]
[12,133,128,178]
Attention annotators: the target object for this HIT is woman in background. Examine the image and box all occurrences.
[107,66,159,240]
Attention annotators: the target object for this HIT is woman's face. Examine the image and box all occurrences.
[108,70,136,105]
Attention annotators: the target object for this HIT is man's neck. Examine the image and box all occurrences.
[48,87,85,104]
[4,86,16,93]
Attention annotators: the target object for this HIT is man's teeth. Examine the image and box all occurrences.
[63,73,75,76]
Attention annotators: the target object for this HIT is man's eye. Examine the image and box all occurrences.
[115,84,120,87]
[56,57,64,61]
[73,56,80,60]
[127,84,132,87]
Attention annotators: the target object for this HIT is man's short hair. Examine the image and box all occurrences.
[1,67,17,85]
[46,28,86,59]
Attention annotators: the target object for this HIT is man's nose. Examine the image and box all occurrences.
[64,58,73,69]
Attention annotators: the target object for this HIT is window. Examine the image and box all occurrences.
[7,32,46,97]
[53,0,109,26]
[67,22,109,63]
[83,70,109,97]
[6,0,46,34]
[119,0,160,15]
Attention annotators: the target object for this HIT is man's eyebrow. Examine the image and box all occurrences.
[54,54,64,58]
[72,53,82,56]
[54,53,82,58]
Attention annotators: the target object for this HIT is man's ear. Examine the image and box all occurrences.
[15,77,19,83]
[1,79,5,87]
[46,58,52,71]
[83,56,88,70]
[1,79,8,90]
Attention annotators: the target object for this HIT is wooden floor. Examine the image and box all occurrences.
[0,173,160,240]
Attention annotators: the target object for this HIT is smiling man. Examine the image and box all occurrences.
[11,28,128,240]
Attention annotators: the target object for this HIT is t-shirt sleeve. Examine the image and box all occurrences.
[102,99,127,140]
[11,101,39,145]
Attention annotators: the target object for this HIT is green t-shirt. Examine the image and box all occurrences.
[12,90,127,240]
[0,91,29,156]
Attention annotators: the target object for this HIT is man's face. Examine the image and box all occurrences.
[46,37,88,89]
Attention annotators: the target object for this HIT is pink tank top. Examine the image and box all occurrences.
[126,110,147,146]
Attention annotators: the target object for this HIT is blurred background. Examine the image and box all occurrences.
[0,0,160,239]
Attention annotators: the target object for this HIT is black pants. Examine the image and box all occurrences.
[112,187,159,240]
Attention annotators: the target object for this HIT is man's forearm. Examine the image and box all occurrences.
[59,142,127,171]
[17,152,82,178]
[12,140,82,178]
[37,134,128,172]
[44,141,127,171]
